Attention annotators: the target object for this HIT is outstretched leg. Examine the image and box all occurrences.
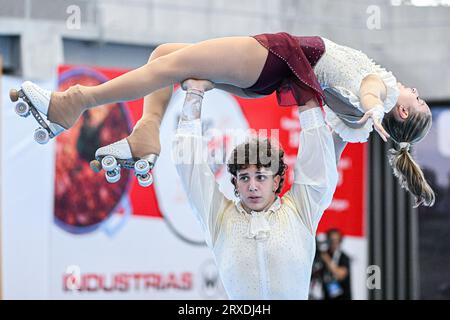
[124,41,267,158]
[127,43,192,158]
[48,36,269,138]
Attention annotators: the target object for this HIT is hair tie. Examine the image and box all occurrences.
[398,142,411,152]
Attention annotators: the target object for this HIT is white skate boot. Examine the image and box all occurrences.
[89,139,158,187]
[9,81,65,144]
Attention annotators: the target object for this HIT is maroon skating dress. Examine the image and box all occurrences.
[245,32,326,107]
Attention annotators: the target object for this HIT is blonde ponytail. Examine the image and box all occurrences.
[387,144,435,207]
[383,109,434,207]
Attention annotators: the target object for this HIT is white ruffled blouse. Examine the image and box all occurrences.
[314,37,400,143]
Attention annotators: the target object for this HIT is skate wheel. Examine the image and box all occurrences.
[137,173,153,187]
[101,156,118,171]
[9,89,20,102]
[15,102,30,117]
[34,128,50,144]
[89,160,102,173]
[134,159,150,175]
[105,170,121,184]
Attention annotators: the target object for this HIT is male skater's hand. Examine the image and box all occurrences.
[181,79,215,92]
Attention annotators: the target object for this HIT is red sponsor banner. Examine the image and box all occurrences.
[62,272,193,292]
[319,142,366,237]
[55,65,366,237]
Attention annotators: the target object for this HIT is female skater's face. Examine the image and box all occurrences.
[395,83,430,121]
[236,165,280,213]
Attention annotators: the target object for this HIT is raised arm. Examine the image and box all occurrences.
[332,130,348,165]
[285,106,339,235]
[173,80,228,247]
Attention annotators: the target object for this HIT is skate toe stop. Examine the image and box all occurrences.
[90,160,102,173]
[9,89,19,102]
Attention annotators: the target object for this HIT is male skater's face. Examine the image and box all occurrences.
[236,165,280,212]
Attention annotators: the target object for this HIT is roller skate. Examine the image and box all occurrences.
[89,138,158,187]
[89,79,213,187]
[9,81,65,144]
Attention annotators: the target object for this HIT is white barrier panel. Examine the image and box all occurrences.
[1,76,55,299]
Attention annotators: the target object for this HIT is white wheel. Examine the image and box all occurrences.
[101,156,118,171]
[105,170,121,184]
[34,128,50,144]
[137,173,153,187]
[134,159,150,175]
[15,102,30,117]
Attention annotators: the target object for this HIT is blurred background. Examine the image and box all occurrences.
[1,0,449,300]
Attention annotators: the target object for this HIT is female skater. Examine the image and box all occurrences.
[11,32,434,206]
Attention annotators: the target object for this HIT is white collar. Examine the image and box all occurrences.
[235,197,282,216]
[235,197,282,241]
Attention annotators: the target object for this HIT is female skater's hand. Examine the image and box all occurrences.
[357,105,390,142]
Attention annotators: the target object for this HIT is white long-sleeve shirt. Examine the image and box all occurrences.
[173,108,339,300]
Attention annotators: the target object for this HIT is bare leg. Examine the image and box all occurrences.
[127,43,192,157]
[125,43,263,158]
[48,36,269,144]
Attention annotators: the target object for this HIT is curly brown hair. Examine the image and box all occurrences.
[227,136,288,196]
